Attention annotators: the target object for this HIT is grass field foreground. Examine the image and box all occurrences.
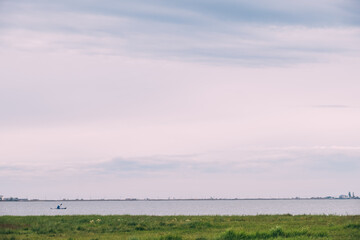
[1,215,360,240]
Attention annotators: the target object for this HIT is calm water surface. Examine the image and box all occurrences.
[1,199,359,216]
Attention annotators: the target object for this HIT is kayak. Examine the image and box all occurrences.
[50,208,67,210]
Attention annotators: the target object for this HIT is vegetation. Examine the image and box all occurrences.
[0,215,359,239]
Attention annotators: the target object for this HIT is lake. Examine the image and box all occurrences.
[1,199,359,216]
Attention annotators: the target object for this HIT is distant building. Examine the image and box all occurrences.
[0,195,3,200]
[339,195,349,199]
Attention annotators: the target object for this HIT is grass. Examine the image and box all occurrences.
[0,215,359,239]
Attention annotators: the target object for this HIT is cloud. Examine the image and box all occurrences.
[312,105,350,108]
[305,154,359,173]
[1,0,360,65]
[1,146,359,199]
[2,146,358,178]
[95,147,360,176]
[93,158,180,175]
[6,0,359,27]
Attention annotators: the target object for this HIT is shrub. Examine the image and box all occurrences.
[345,223,360,229]
[160,234,182,240]
[269,226,285,237]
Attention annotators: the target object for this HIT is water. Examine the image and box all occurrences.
[1,199,359,216]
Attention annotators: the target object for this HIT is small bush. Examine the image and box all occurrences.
[160,234,182,240]
[0,229,14,234]
[186,221,213,229]
[219,227,326,239]
[345,223,360,230]
[269,226,285,237]
[135,226,145,231]
[312,232,328,237]
[1,237,17,240]
[220,230,248,240]
[77,226,85,231]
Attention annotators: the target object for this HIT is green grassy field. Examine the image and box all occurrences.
[1,215,360,240]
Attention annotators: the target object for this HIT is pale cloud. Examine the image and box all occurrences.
[1,146,359,198]
[312,105,350,108]
[2,146,359,176]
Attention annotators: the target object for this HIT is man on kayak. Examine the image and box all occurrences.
[56,204,62,209]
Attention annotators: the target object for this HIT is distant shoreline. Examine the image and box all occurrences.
[1,197,359,202]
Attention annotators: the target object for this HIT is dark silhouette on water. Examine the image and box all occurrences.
[51,203,67,210]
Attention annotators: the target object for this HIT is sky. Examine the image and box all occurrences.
[1,0,360,200]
